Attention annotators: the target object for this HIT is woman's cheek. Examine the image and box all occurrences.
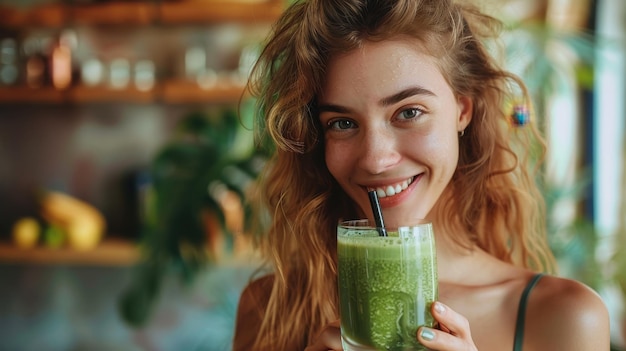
[325,140,349,180]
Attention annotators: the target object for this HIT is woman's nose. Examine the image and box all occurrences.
[357,127,400,175]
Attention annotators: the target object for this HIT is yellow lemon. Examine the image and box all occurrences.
[12,217,41,249]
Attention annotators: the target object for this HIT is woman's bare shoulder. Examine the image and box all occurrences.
[240,273,275,302]
[233,274,274,351]
[525,274,610,350]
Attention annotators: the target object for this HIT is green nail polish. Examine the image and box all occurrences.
[421,328,435,341]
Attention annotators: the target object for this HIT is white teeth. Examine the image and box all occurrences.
[374,177,414,198]
[385,185,395,196]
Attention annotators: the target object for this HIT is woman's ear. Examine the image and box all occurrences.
[457,96,473,131]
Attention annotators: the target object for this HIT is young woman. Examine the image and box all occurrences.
[233,0,610,350]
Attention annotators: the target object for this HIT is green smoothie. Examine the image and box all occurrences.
[338,224,437,351]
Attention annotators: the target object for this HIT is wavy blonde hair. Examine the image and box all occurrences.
[245,0,556,349]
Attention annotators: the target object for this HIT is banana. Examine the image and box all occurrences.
[40,191,106,251]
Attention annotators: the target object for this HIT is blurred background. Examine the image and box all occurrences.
[0,0,624,350]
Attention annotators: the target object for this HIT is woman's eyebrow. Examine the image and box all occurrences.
[317,103,351,114]
[380,86,436,106]
[317,86,436,114]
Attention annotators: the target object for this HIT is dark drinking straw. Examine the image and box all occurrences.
[368,190,387,237]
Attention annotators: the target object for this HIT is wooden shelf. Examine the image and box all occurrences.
[67,85,156,103]
[0,238,140,266]
[0,81,247,104]
[0,1,275,104]
[0,3,68,29]
[0,0,283,29]
[72,2,156,26]
[159,1,284,24]
[161,79,248,104]
[0,86,66,103]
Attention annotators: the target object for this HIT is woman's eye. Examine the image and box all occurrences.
[398,108,423,120]
[328,119,356,130]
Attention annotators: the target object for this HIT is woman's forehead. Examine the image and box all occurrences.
[320,39,450,103]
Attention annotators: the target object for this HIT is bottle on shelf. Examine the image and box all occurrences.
[134,59,155,92]
[49,29,76,90]
[108,58,130,89]
[81,57,105,87]
[23,36,50,89]
[0,38,19,86]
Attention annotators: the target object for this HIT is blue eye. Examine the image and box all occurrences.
[328,119,356,130]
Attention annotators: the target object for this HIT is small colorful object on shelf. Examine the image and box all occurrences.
[511,104,530,126]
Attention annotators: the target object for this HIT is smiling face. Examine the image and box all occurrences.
[319,38,472,224]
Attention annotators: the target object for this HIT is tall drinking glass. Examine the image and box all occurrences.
[337,219,438,351]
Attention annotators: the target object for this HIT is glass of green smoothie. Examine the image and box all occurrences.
[337,219,438,351]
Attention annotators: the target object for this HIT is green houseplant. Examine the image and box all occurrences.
[119,101,271,326]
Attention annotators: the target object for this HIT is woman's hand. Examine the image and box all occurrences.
[417,302,478,351]
[304,319,343,351]
[304,302,477,351]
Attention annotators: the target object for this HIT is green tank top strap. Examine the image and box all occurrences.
[513,273,544,351]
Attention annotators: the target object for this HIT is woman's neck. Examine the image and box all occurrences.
[426,189,497,284]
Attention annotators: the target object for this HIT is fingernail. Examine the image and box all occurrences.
[434,301,446,314]
[420,328,435,341]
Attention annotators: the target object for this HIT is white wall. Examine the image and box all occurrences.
[595,0,626,345]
